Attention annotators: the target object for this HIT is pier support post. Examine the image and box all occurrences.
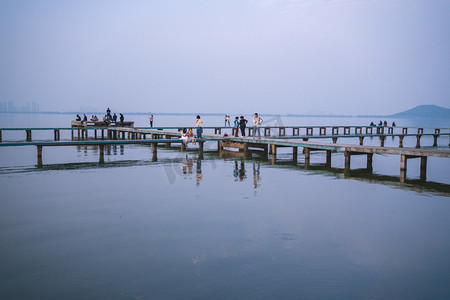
[293,147,298,163]
[181,142,186,151]
[279,127,286,136]
[433,135,438,147]
[420,156,427,181]
[319,127,326,135]
[0,130,2,142]
[365,127,373,134]
[306,128,313,136]
[367,153,373,170]
[243,143,249,157]
[165,135,171,148]
[101,129,105,139]
[26,130,32,141]
[418,128,423,134]
[399,135,404,148]
[293,128,299,136]
[359,137,364,145]
[416,135,421,148]
[332,127,339,135]
[198,141,204,159]
[344,151,351,170]
[71,129,74,140]
[380,136,385,147]
[54,130,60,141]
[326,150,331,166]
[399,154,409,183]
[402,128,408,134]
[94,130,97,139]
[344,127,350,135]
[99,144,104,164]
[400,154,407,171]
[37,145,43,167]
[332,138,338,144]
[271,144,277,159]
[304,148,310,168]
[264,128,271,137]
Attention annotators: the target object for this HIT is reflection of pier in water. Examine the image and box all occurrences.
[1,150,447,196]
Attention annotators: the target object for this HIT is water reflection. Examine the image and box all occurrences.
[196,160,202,186]
[233,160,246,181]
[253,162,261,189]
[0,149,448,196]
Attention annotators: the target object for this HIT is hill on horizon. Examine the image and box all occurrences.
[390,105,450,118]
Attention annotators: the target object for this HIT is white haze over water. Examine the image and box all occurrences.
[0,0,449,115]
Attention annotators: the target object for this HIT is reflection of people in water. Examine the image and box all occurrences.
[233,160,247,181]
[233,161,239,181]
[239,161,246,181]
[253,162,260,189]
[182,155,193,174]
[196,159,202,185]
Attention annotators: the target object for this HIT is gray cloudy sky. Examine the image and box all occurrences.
[0,0,448,115]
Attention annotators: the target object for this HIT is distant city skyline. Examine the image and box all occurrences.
[0,101,40,112]
[1,0,449,115]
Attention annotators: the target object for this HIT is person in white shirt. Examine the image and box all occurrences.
[253,113,263,137]
[196,115,203,139]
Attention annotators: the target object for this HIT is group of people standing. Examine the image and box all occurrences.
[103,108,124,125]
[370,120,396,127]
[233,113,263,137]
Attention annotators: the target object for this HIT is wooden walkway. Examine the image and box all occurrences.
[1,126,449,182]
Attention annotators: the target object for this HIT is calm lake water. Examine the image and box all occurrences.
[0,113,449,299]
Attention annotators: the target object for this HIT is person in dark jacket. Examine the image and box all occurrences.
[239,116,248,136]
[119,113,124,126]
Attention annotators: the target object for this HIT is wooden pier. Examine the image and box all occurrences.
[0,125,449,182]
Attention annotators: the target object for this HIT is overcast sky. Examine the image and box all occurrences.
[0,0,448,115]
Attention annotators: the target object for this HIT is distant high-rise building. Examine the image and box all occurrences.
[32,101,39,112]
[7,101,16,112]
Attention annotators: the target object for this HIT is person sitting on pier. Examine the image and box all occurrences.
[370,122,375,126]
[182,128,189,145]
[112,113,117,123]
[392,122,396,127]
[83,114,87,122]
[106,107,111,118]
[91,115,98,122]
[76,114,81,121]
[234,116,239,137]
[383,120,388,127]
[103,114,110,125]
[239,116,248,136]
[188,128,196,145]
